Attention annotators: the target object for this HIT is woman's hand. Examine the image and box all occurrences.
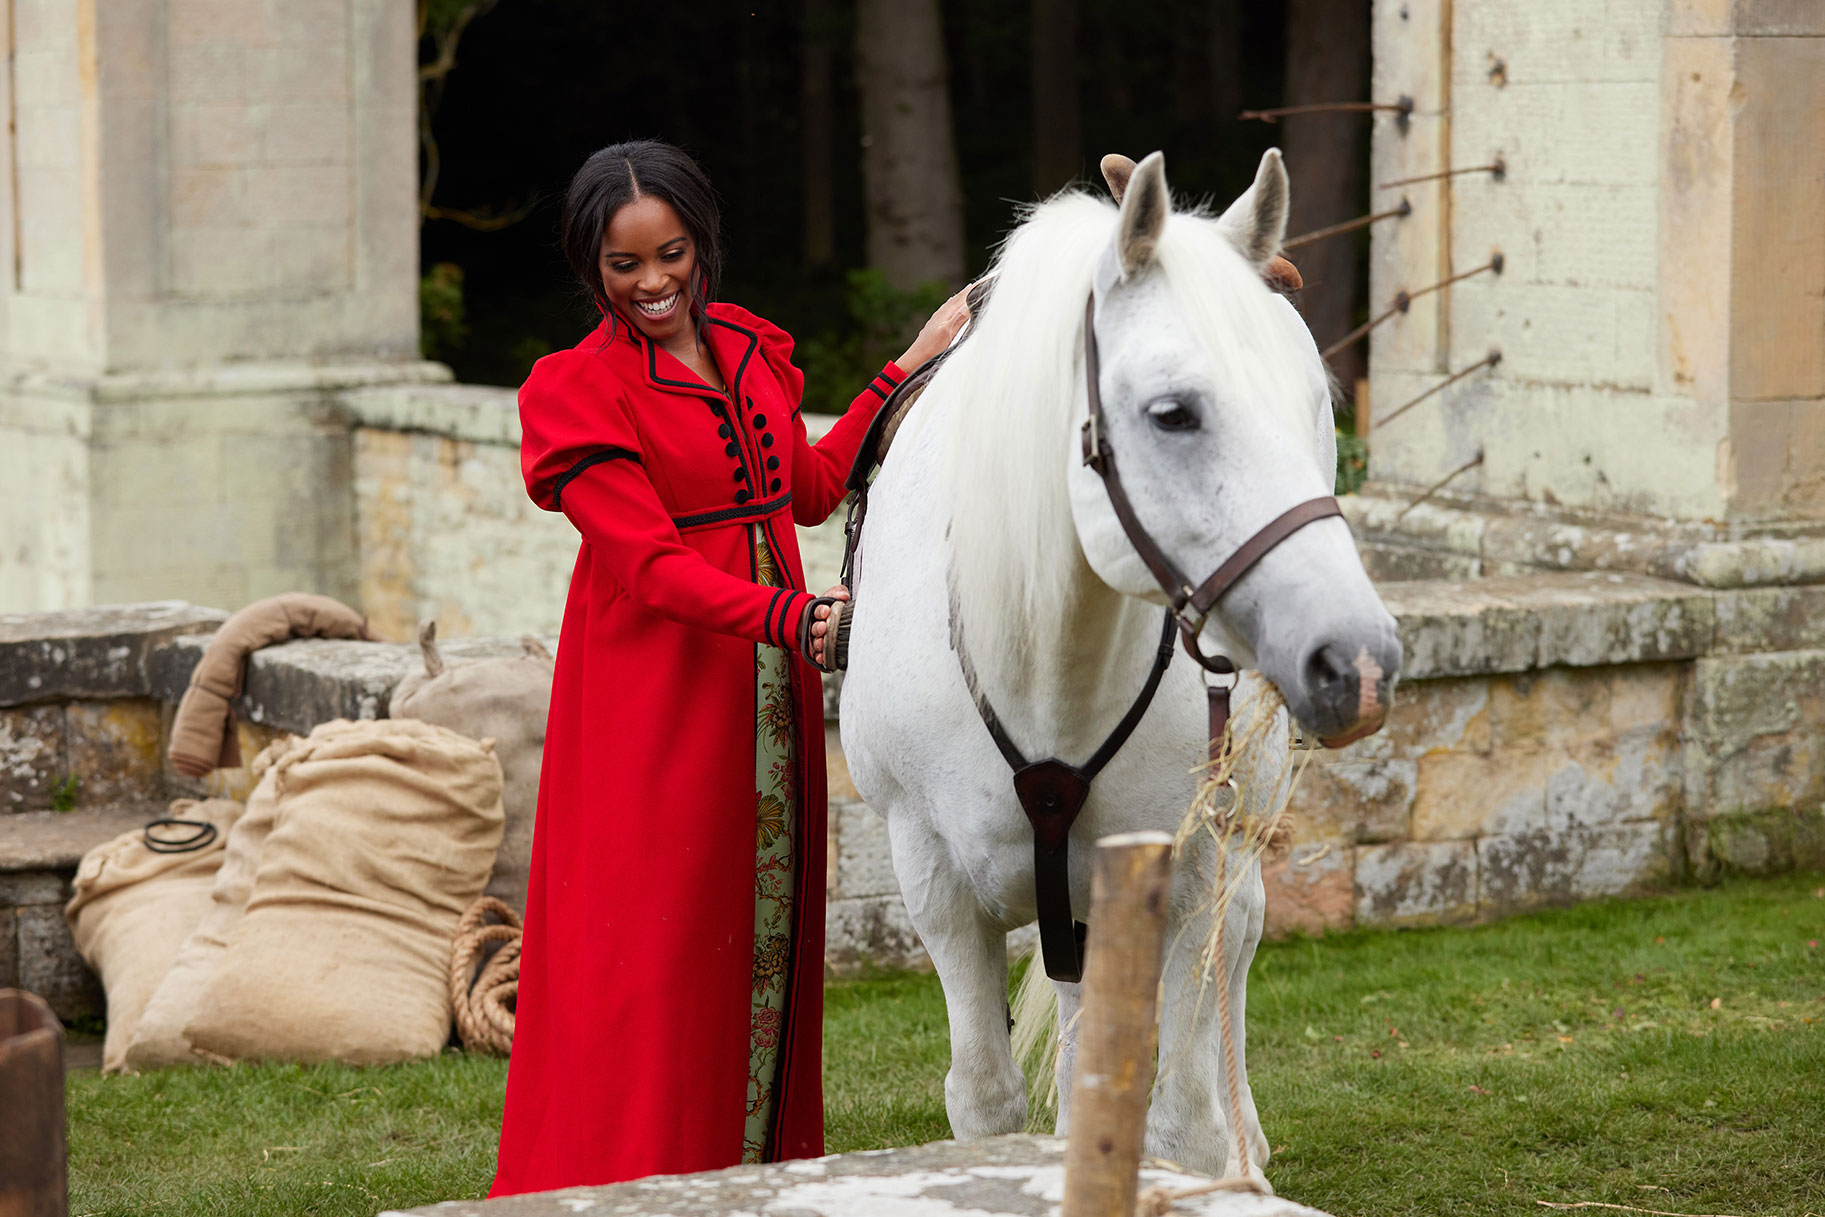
[805,585,851,668]
[897,284,974,371]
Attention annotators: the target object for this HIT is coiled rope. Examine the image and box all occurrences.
[450,896,521,1056]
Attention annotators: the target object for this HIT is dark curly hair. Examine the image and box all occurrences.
[560,139,724,329]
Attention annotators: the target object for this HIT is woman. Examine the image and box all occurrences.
[491,140,969,1194]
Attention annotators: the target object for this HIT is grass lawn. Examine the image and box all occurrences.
[66,873,1825,1216]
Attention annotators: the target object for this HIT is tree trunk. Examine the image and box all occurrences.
[801,0,837,271]
[1281,0,1371,393]
[1031,0,1080,195]
[855,0,966,292]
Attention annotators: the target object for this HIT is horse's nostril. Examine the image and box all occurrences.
[1303,644,1349,693]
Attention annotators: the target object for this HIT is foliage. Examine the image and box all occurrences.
[798,270,950,417]
[65,875,1825,1215]
[50,773,80,812]
[419,263,468,362]
[1334,425,1369,495]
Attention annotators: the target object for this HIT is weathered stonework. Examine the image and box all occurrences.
[382,1134,1334,1217]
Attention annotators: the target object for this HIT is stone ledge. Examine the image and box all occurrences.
[1345,485,1825,590]
[1380,572,1716,680]
[0,602,227,706]
[381,1135,1330,1216]
[0,805,164,873]
[149,634,555,737]
[342,382,521,447]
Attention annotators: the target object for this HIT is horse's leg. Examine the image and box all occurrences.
[887,812,1027,1138]
[1050,978,1082,1134]
[1147,837,1270,1182]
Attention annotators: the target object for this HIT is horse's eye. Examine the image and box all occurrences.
[1147,399,1200,432]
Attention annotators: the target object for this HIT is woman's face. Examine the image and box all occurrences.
[600,195,698,344]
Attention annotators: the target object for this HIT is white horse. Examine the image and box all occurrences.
[838,150,1400,1179]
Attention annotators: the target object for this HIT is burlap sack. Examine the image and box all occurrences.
[185,717,504,1065]
[126,737,298,1071]
[390,625,551,916]
[64,798,244,1073]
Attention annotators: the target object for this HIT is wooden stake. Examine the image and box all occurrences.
[1062,831,1174,1217]
[0,990,67,1217]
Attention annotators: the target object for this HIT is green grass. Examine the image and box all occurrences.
[67,873,1825,1216]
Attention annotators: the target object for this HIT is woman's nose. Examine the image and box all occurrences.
[637,265,668,294]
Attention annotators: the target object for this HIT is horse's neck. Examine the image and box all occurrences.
[957,560,1161,764]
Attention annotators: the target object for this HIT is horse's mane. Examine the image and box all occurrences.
[927,190,1319,669]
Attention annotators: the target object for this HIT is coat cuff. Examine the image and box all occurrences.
[768,590,815,652]
[862,362,907,405]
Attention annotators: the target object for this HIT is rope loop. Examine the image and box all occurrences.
[450,896,522,1056]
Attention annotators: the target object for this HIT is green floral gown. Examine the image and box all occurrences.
[744,530,798,1162]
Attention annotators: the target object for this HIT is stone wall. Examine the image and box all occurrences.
[7,567,1822,1017]
[1365,0,1825,530]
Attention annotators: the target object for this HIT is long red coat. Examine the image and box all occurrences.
[489,302,902,1194]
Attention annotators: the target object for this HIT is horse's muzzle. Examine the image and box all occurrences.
[1301,635,1401,748]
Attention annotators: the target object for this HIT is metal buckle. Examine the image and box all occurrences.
[1080,415,1103,471]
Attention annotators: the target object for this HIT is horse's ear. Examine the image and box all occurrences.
[1100,153,1136,203]
[1217,148,1290,269]
[1117,151,1169,278]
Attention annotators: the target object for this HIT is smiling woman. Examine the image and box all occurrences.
[489,139,970,1197]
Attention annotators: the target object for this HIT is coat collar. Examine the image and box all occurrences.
[602,305,760,404]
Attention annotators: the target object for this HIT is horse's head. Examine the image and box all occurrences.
[1066,150,1401,746]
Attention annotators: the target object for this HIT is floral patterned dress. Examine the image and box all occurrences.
[745,529,797,1162]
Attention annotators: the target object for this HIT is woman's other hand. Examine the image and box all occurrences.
[806,585,851,668]
[897,285,974,371]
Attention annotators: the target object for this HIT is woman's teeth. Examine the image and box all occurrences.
[636,294,679,317]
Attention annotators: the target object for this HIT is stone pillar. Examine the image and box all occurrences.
[1361,0,1825,578]
[0,0,443,614]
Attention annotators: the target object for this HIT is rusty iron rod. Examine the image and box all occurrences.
[1373,350,1503,433]
[1320,253,1505,361]
[1395,449,1486,521]
[1283,199,1412,252]
[1378,156,1507,190]
[1239,96,1414,123]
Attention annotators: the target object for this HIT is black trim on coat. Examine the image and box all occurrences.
[669,490,793,532]
[551,446,642,511]
[761,586,789,648]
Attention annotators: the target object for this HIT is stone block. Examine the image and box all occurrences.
[825,895,928,975]
[1701,807,1825,876]
[16,904,101,1021]
[1488,668,1607,751]
[1383,676,1493,757]
[381,1133,1338,1217]
[1262,843,1355,938]
[1,706,64,811]
[1478,822,1672,916]
[1712,585,1825,655]
[1546,730,1682,829]
[0,601,226,706]
[64,699,164,806]
[1378,580,1540,680]
[1285,753,1415,846]
[832,797,898,902]
[1607,665,1683,733]
[0,871,66,906]
[0,806,169,872]
[1497,575,1715,669]
[1704,734,1825,820]
[1410,749,1549,840]
[1354,840,1477,927]
[1358,543,1483,583]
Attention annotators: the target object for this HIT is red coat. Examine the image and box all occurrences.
[489,302,902,1194]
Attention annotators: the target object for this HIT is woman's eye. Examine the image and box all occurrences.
[1148,400,1200,432]
[662,250,684,262]
[609,262,636,273]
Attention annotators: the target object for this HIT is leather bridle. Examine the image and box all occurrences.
[961,293,1342,984]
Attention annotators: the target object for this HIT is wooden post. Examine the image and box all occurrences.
[1062,831,1174,1217]
[0,990,68,1217]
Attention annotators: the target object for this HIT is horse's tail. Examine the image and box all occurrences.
[1010,942,1064,1127]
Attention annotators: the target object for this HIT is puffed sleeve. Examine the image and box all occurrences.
[520,350,816,651]
[750,317,906,527]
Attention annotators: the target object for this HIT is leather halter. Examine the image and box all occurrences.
[966,293,1343,984]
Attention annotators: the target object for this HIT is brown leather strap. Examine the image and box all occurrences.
[1186,497,1343,616]
[1012,759,1095,982]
